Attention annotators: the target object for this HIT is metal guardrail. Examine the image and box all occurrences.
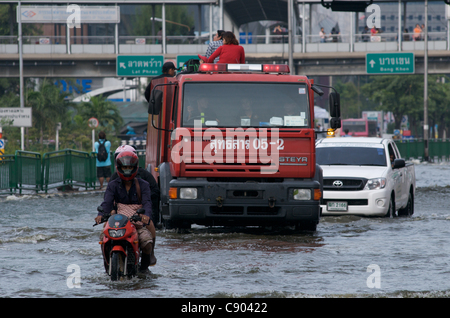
[42,149,95,193]
[1,142,449,194]
[0,154,16,194]
[395,139,450,162]
[14,151,42,194]
[0,149,146,194]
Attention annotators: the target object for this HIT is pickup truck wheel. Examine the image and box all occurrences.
[398,192,414,217]
[385,196,395,218]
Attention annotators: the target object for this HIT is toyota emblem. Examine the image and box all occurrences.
[333,180,343,187]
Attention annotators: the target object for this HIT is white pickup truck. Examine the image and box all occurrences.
[316,137,415,217]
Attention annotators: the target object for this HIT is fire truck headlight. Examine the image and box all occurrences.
[293,189,311,200]
[179,188,198,199]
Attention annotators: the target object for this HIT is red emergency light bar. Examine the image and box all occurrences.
[199,63,228,72]
[262,64,290,74]
[198,63,290,74]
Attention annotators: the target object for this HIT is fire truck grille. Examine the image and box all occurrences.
[210,206,280,216]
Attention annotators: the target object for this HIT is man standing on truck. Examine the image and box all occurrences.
[144,62,176,102]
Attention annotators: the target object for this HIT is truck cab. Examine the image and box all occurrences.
[146,63,341,230]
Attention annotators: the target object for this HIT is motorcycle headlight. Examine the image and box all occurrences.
[364,178,386,190]
[108,229,126,238]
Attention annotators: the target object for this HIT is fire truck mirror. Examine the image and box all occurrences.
[329,92,340,118]
[311,85,324,96]
[330,117,341,130]
[148,89,163,115]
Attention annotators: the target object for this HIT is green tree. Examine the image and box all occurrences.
[334,80,361,119]
[0,4,43,36]
[79,95,123,132]
[77,96,123,150]
[362,75,423,131]
[26,79,73,146]
[361,74,450,138]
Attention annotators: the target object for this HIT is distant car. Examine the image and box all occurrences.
[316,137,416,217]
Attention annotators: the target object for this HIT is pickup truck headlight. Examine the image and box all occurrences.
[179,188,198,199]
[364,178,386,190]
[293,189,311,200]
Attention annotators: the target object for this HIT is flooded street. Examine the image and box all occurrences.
[1,163,450,298]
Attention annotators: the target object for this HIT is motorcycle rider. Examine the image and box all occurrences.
[95,150,156,273]
[110,145,159,265]
[111,145,160,227]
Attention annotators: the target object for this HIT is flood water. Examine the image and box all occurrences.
[1,162,450,298]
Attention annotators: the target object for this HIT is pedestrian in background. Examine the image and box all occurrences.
[95,131,111,190]
[204,30,225,63]
[362,26,370,42]
[403,29,410,41]
[319,27,327,43]
[413,24,422,41]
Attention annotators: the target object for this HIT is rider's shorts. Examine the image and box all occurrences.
[137,227,153,253]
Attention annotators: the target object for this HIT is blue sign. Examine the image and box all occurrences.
[55,79,92,94]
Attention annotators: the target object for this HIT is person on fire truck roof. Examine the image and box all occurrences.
[198,31,245,64]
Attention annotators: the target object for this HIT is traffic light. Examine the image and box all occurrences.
[321,0,373,12]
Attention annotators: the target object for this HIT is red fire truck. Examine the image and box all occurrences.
[146,63,341,231]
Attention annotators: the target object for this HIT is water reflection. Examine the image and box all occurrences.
[163,226,325,254]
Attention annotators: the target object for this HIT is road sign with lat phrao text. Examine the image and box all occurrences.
[366,52,414,74]
[117,55,164,77]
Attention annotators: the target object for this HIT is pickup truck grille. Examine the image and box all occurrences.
[323,177,367,191]
[323,199,368,206]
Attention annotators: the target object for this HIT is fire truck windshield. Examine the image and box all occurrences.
[182,82,310,128]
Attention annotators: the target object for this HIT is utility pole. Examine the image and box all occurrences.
[18,1,24,151]
[288,0,294,74]
[424,0,429,161]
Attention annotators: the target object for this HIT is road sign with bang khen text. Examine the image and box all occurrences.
[366,52,414,74]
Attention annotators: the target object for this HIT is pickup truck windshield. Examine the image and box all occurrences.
[182,82,310,128]
[316,147,387,166]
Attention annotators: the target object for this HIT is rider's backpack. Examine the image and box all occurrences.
[97,140,108,162]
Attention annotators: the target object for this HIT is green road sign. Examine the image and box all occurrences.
[117,55,164,77]
[366,52,414,74]
[176,55,198,70]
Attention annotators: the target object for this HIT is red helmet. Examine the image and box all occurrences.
[116,150,139,181]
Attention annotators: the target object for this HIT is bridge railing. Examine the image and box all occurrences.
[1,31,449,55]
